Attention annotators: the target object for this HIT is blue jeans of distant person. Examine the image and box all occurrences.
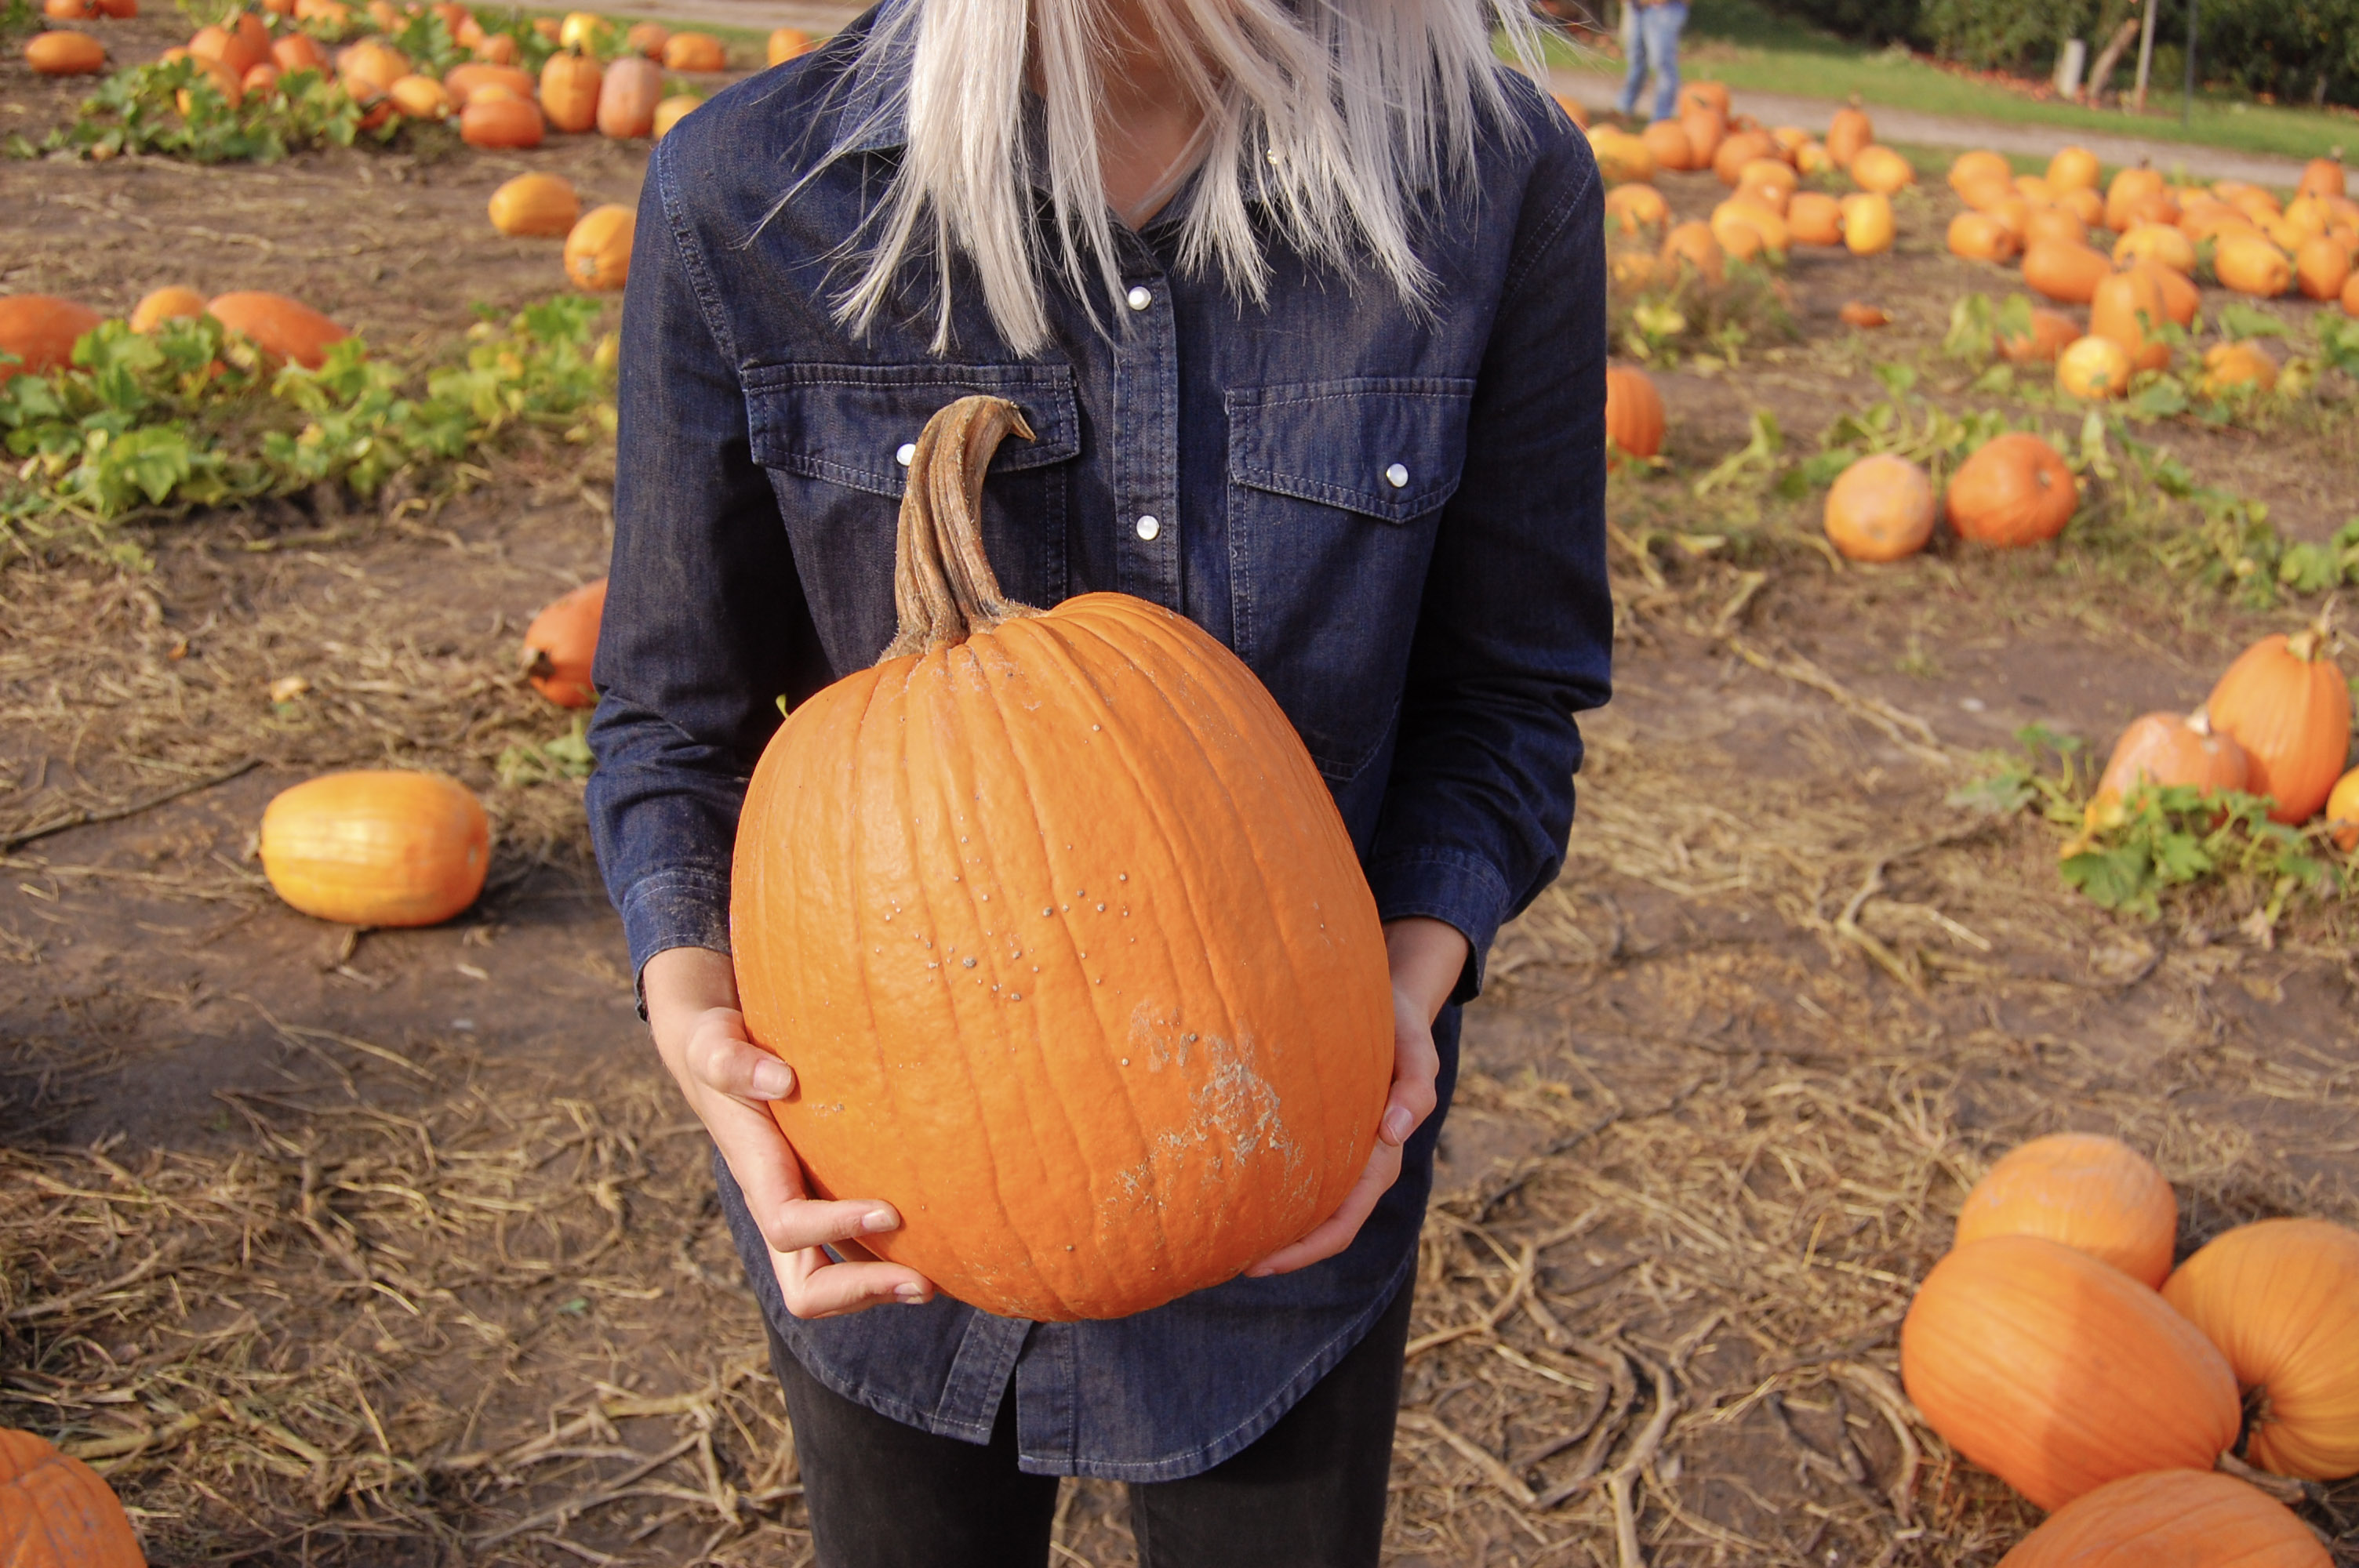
[1618,0,1688,121]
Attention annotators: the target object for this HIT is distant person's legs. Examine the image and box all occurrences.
[1615,1,1653,116]
[1644,1,1688,121]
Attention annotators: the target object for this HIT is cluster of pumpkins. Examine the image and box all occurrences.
[1582,85,1903,284]
[486,172,635,293]
[1903,1131,2359,1562]
[1943,147,2358,401]
[259,578,604,928]
[0,286,348,387]
[2088,622,2356,840]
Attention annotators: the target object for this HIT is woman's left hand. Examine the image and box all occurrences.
[1247,916,1468,1278]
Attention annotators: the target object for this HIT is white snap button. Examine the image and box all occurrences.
[1134,515,1161,541]
[1385,463,1409,488]
[896,442,916,466]
[1126,285,1153,312]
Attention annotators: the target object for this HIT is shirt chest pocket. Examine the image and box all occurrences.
[1225,376,1476,783]
[743,363,1083,652]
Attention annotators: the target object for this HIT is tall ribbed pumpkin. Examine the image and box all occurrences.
[0,1428,146,1567]
[2205,627,2352,825]
[731,397,1394,1323]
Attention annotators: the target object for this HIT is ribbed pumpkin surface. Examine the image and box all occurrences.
[2205,632,2352,826]
[260,770,489,927]
[2164,1218,2359,1480]
[0,1428,146,1566]
[1997,1470,2328,1567]
[1900,1235,2240,1510]
[1953,1134,2176,1286]
[732,398,1392,1323]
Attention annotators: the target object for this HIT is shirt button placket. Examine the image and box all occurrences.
[1112,267,1180,608]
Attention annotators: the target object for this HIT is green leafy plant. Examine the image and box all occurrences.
[496,715,594,787]
[1608,252,1794,368]
[32,60,369,163]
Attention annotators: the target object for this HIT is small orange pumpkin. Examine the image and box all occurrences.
[385,72,448,118]
[2023,205,2088,251]
[443,60,533,106]
[1787,191,1842,247]
[1823,453,1935,564]
[24,28,105,73]
[660,29,725,71]
[624,19,669,57]
[460,93,543,148]
[1848,145,1915,195]
[765,24,812,65]
[1639,118,1696,173]
[487,172,578,237]
[1839,192,1893,256]
[206,292,348,369]
[1603,365,1664,463]
[1603,183,1668,234]
[0,295,102,383]
[2299,151,2348,201]
[651,93,700,140]
[2163,1218,2359,1481]
[2106,165,2168,231]
[2295,235,2351,302]
[2090,711,2248,828]
[2046,145,2099,193]
[1949,148,2012,194]
[522,578,606,706]
[2057,335,2131,401]
[1947,212,2019,263]
[1677,79,1731,118]
[1676,106,1723,169]
[596,53,660,138]
[2090,268,2173,371]
[2200,340,2278,397]
[1825,101,1870,169]
[2328,766,2359,851]
[129,285,207,332]
[1944,432,2076,549]
[1900,1235,2241,1512]
[260,771,490,927]
[2112,223,2196,274]
[2214,233,2292,297]
[2022,239,2114,305]
[271,32,325,71]
[537,47,600,133]
[1997,307,2080,365]
[336,36,409,95]
[43,0,97,17]
[242,60,280,96]
[1710,129,1776,187]
[2138,259,2201,325]
[1708,198,1787,263]
[564,204,634,292]
[471,29,517,63]
[1952,1134,2175,1285]
[2205,629,2353,825]
[2346,271,2359,318]
[1837,301,1889,328]
[0,1428,146,1566]
[1995,1471,2330,1567]
[194,10,269,76]
[1657,221,1725,285]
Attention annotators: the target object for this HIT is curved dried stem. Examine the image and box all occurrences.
[885,395,1041,659]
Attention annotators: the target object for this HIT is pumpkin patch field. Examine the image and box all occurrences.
[8,12,2359,1559]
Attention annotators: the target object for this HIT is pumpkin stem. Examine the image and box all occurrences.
[885,396,1041,659]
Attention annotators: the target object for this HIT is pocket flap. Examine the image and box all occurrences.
[1227,377,1476,524]
[744,362,1081,499]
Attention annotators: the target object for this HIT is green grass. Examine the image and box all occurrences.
[1544,0,2356,165]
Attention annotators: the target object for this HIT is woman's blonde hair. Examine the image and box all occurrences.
[832,0,1547,353]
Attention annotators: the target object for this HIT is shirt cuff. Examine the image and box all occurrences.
[619,866,734,1013]
[1365,849,1513,1004]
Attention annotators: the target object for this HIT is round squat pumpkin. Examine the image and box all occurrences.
[1995,1470,2329,1567]
[563,205,634,292]
[1603,365,1664,463]
[522,577,605,706]
[660,29,725,71]
[731,397,1394,1323]
[2056,335,2131,401]
[1900,1235,2241,1511]
[205,292,349,370]
[260,770,490,927]
[0,294,102,383]
[1823,453,1935,564]
[2205,628,2352,825]
[1848,145,1915,195]
[488,172,580,238]
[1787,191,1842,247]
[2088,710,2248,828]
[1952,1133,2176,1286]
[1944,432,2076,548]
[129,285,206,334]
[765,24,811,64]
[0,1428,145,1567]
[2163,1218,2359,1480]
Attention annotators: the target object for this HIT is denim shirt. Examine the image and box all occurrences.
[584,4,1611,1482]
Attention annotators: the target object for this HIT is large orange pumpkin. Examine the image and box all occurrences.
[2022,239,2114,305]
[0,295,101,383]
[660,29,725,71]
[2090,267,2173,372]
[1900,1235,2241,1511]
[596,53,660,138]
[2105,165,2168,232]
[1677,79,1730,118]
[730,397,1394,1323]
[1944,433,2077,549]
[522,578,605,706]
[1677,106,1724,169]
[2112,223,2196,274]
[1952,1134,2175,1285]
[1825,102,1870,169]
[488,172,579,238]
[1995,1470,2330,1567]
[1947,212,2019,263]
[2215,233,2292,297]
[563,204,634,292]
[2295,235,2351,302]
[1640,118,1696,173]
[335,37,409,95]
[191,10,268,77]
[1823,454,1934,564]
[24,29,106,73]
[1787,191,1842,247]
[260,771,490,927]
[2205,629,2352,825]
[2164,1218,2359,1480]
[1604,365,1664,463]
[537,47,600,133]
[2089,711,2249,828]
[0,1428,145,1566]
[460,93,543,147]
[1849,145,1915,195]
[205,292,348,369]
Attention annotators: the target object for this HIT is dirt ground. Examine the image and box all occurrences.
[5,28,2359,1568]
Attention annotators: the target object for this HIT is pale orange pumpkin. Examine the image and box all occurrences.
[261,771,490,927]
[2299,151,2348,201]
[1995,1471,2329,1567]
[1900,1235,2241,1512]
[2022,239,2114,305]
[335,37,409,95]
[2057,335,2131,401]
[1823,454,1935,564]
[731,397,1394,1322]
[2047,146,2099,193]
[2023,205,2088,251]
[2089,711,2249,828]
[1603,183,1668,234]
[206,292,348,369]
[1657,221,1724,285]
[2214,233,2292,297]
[1950,149,2012,194]
[1639,118,1696,173]
[487,172,578,238]
[1787,191,1842,247]
[2205,629,2353,825]
[2201,340,2279,397]
[2295,236,2351,302]
[0,294,102,381]
[623,19,668,57]
[2112,223,2197,274]
[271,32,325,71]
[1947,212,2019,263]
[1603,365,1664,463]
[1708,198,1787,263]
[460,93,543,147]
[2328,765,2359,851]
[0,1428,146,1566]
[2090,267,2173,372]
[1837,301,1889,328]
[765,24,811,65]
[2163,1218,2359,1481]
[1676,106,1723,169]
[1839,192,1893,256]
[2106,165,2168,231]
[1825,101,1870,169]
[1952,1134,2175,1285]
[596,53,660,138]
[2139,259,2201,325]
[242,60,279,96]
[660,29,725,71]
[522,578,605,706]
[1587,127,1656,186]
[1999,307,2081,365]
[1848,145,1915,195]
[1677,79,1730,119]
[1944,433,2077,549]
[385,72,448,118]
[1710,129,1775,187]
[129,285,206,333]
[24,28,105,73]
[651,93,699,140]
[537,47,600,133]
[564,204,634,292]
[442,60,532,106]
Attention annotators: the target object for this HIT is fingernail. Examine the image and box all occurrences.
[862,1208,899,1234]
[896,1283,926,1303]
[1382,1107,1415,1143]
[749,1060,793,1098]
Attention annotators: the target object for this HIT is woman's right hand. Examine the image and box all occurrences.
[642,946,936,1318]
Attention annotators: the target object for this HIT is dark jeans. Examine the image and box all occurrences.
[764,1269,1416,1568]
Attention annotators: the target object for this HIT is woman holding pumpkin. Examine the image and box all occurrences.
[585,0,1611,1555]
